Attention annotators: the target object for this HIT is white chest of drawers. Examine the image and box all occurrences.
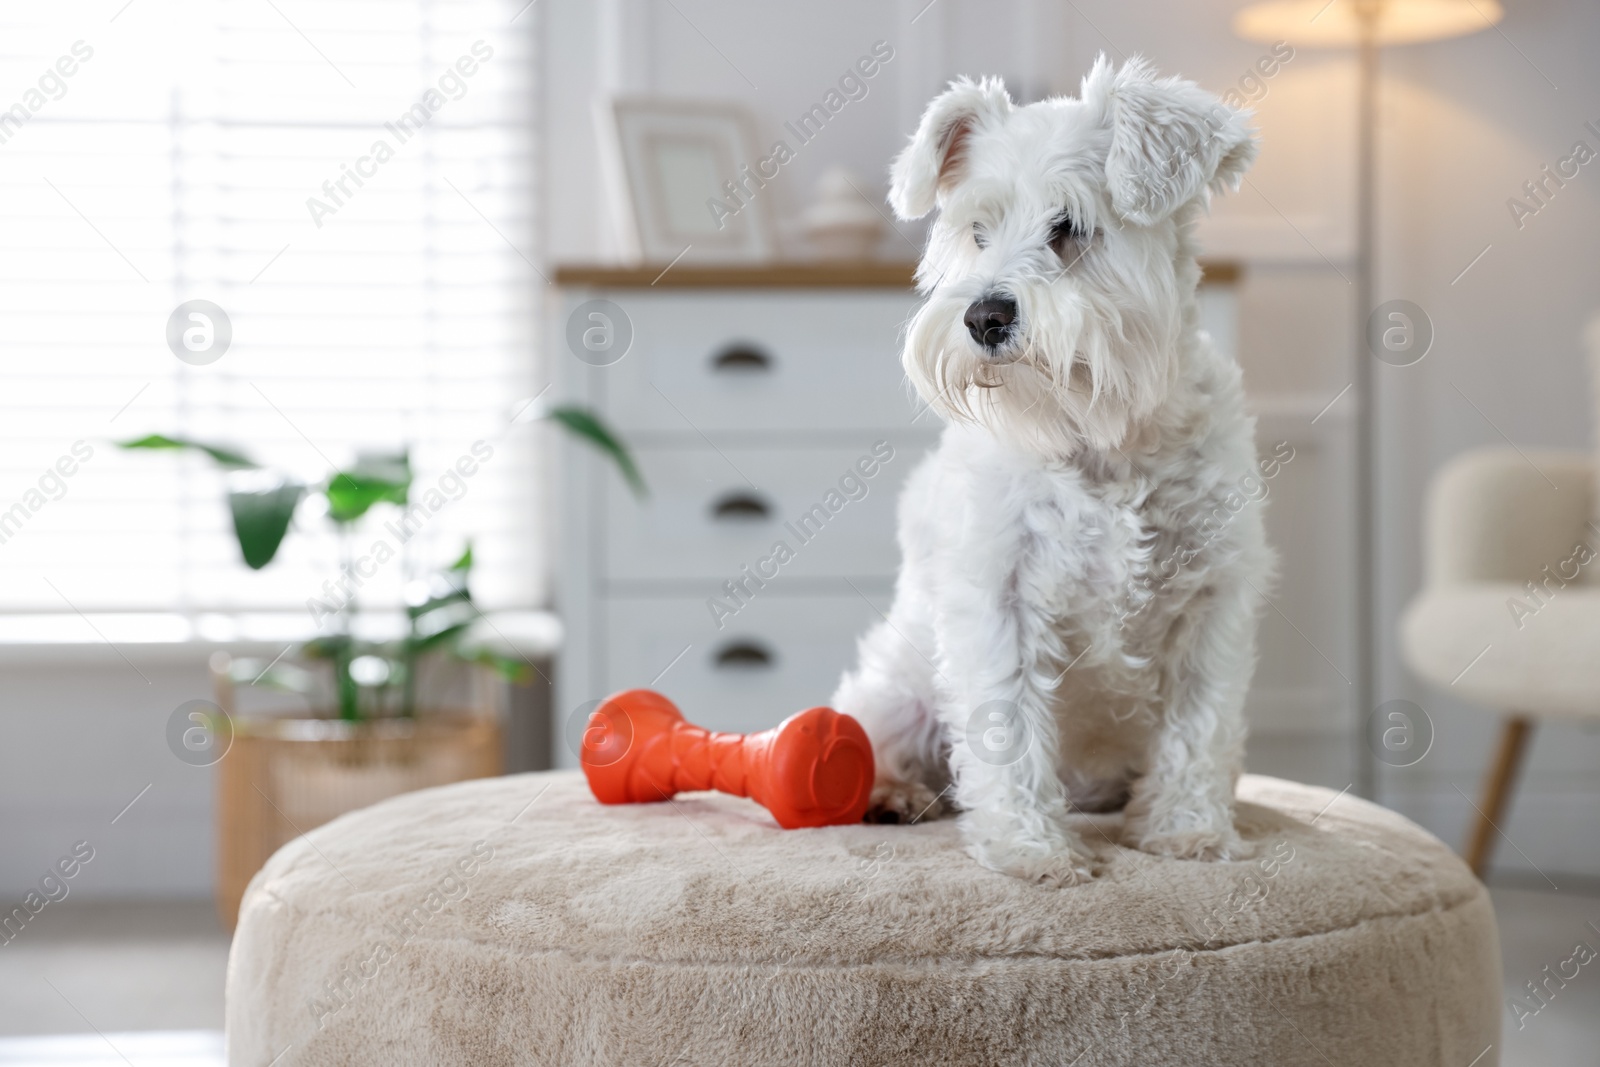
[550,262,1237,766]
[550,264,934,762]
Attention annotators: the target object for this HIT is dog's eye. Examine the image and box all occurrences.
[1048,212,1089,259]
[972,222,988,250]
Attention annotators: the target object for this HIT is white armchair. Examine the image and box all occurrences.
[1401,446,1599,876]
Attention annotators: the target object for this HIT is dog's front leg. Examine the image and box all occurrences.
[1124,579,1256,861]
[939,556,1096,885]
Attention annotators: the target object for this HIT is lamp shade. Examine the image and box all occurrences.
[1233,0,1503,47]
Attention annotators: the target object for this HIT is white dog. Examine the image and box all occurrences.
[832,56,1272,884]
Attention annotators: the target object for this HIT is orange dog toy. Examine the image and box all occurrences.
[580,689,874,829]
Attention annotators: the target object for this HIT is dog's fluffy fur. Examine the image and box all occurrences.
[832,56,1272,884]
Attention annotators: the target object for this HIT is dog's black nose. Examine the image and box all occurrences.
[964,296,1017,348]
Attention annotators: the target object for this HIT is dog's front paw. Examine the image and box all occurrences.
[973,837,1097,887]
[864,777,947,825]
[1128,825,1256,862]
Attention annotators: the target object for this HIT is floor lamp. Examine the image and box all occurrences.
[1231,0,1503,798]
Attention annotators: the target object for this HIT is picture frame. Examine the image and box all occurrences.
[598,97,777,264]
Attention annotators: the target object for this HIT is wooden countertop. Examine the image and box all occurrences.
[554,260,1241,290]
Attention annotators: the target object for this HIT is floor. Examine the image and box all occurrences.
[0,902,227,1041]
[0,889,1594,1065]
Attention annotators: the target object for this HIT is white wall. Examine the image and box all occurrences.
[1,655,216,900]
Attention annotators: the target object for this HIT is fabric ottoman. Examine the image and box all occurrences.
[226,771,1501,1066]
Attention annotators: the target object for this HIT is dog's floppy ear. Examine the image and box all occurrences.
[888,76,1011,220]
[1081,55,1257,226]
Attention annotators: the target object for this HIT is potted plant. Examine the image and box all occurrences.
[120,406,642,926]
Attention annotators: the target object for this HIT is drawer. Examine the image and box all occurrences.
[602,442,928,583]
[578,291,924,435]
[590,590,893,739]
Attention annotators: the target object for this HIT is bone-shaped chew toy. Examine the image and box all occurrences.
[580,689,874,829]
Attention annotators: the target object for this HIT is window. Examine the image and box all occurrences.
[0,0,541,622]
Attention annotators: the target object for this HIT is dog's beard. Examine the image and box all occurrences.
[903,281,1177,458]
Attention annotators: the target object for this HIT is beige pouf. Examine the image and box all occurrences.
[226,771,1500,1066]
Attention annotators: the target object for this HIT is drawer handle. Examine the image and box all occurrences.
[713,641,774,670]
[711,344,773,373]
[710,491,772,522]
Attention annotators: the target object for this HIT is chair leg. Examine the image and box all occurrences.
[1463,714,1534,878]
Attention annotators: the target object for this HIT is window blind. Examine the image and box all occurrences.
[0,0,542,618]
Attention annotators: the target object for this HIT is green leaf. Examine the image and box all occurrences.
[409,589,477,644]
[408,619,472,657]
[546,405,645,497]
[326,450,411,524]
[449,542,473,572]
[455,646,533,685]
[118,433,257,469]
[226,472,305,569]
[334,640,359,721]
[406,569,470,620]
[417,601,474,633]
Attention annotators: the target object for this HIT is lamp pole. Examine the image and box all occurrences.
[1353,0,1380,800]
[1231,0,1505,801]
